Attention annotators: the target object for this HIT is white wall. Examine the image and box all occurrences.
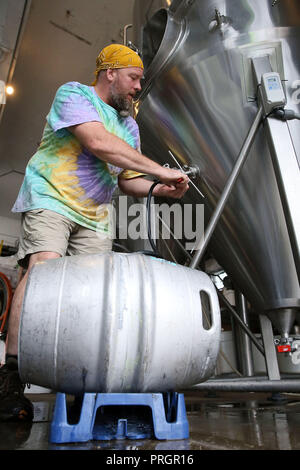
[0,214,20,247]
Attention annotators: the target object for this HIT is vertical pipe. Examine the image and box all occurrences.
[123,24,133,46]
[236,292,254,377]
[217,290,265,356]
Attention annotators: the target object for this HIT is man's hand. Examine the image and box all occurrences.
[152,181,189,199]
[155,166,189,187]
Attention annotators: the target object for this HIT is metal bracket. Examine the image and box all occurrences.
[252,56,300,283]
[189,105,263,267]
[259,314,281,381]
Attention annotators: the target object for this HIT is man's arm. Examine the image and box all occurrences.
[118,175,189,199]
[68,121,189,187]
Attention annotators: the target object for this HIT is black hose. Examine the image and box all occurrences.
[272,108,300,121]
[145,180,161,257]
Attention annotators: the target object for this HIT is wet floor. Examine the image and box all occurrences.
[1,390,300,451]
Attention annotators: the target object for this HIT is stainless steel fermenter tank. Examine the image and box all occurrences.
[132,0,300,337]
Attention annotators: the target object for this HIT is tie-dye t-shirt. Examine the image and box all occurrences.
[12,81,144,235]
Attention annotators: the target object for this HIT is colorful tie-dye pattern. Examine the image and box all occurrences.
[12,82,143,234]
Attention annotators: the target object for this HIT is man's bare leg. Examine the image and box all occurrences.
[6,251,61,356]
[0,252,61,421]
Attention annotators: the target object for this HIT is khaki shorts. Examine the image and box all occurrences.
[17,209,113,268]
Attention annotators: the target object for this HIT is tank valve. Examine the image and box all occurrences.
[274,337,299,355]
[209,9,231,32]
[182,165,200,180]
[276,343,291,353]
[163,163,200,182]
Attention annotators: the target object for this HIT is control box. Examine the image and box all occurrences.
[261,72,286,114]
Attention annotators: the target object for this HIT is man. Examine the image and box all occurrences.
[0,44,189,421]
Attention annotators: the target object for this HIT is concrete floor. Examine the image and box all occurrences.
[1,390,300,451]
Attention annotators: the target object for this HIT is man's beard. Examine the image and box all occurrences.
[110,90,132,118]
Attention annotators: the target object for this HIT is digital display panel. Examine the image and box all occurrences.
[267,77,280,90]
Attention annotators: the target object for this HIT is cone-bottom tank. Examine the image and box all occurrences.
[19,252,221,394]
[133,0,300,335]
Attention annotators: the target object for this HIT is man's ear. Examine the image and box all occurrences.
[106,68,117,83]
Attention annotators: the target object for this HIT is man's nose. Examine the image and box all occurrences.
[134,80,142,92]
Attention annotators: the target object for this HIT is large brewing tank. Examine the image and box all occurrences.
[132,0,300,336]
[19,252,221,394]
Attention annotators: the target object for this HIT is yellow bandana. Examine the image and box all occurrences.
[92,44,144,85]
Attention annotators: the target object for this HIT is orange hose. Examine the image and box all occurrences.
[0,272,13,334]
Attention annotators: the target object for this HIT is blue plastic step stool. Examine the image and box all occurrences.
[50,392,189,443]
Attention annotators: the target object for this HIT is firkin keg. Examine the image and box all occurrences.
[19,252,221,394]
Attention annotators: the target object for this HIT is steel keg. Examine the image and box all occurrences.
[19,252,221,393]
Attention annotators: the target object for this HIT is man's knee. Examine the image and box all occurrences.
[27,252,61,270]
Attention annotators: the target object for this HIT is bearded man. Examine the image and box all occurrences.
[0,44,189,421]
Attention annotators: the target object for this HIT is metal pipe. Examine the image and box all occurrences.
[236,292,254,376]
[196,374,300,382]
[189,106,264,268]
[191,378,300,392]
[217,290,265,357]
[123,24,133,46]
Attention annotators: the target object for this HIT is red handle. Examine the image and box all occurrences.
[277,344,291,353]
